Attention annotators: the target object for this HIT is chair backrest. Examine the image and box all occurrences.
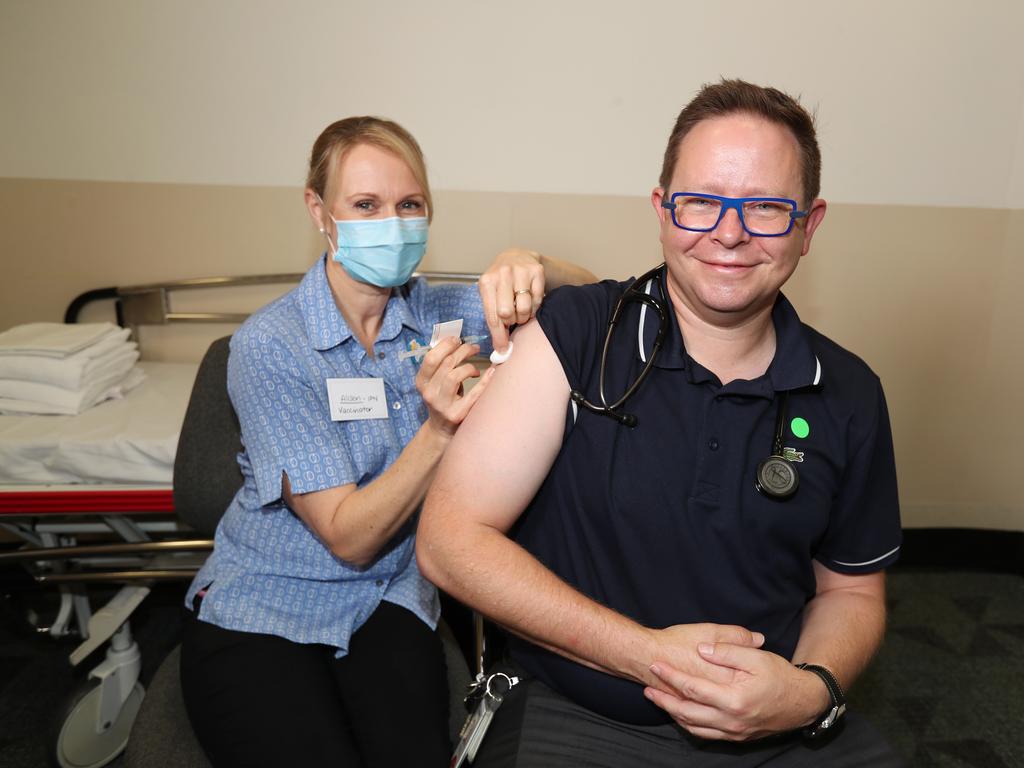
[172,336,243,537]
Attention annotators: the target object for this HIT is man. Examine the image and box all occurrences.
[418,80,903,767]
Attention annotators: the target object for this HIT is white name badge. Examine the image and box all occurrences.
[326,378,389,421]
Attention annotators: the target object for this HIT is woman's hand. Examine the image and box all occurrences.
[478,248,546,354]
[416,336,496,438]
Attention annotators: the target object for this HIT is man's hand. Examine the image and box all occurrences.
[641,624,766,687]
[643,643,829,741]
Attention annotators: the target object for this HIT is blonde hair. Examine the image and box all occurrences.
[306,116,433,221]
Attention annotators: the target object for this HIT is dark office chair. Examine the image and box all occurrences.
[124,336,472,767]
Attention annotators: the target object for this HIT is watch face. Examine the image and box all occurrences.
[756,456,799,498]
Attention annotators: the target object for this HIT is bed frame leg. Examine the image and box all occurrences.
[69,585,150,666]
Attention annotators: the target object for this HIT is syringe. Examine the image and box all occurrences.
[398,335,488,361]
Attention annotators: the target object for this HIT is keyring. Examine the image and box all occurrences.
[485,672,519,701]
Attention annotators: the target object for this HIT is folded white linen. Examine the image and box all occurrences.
[0,361,195,484]
[0,331,136,389]
[0,322,123,358]
[0,365,145,416]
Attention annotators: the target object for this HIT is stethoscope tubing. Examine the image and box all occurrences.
[570,265,669,427]
[569,264,799,499]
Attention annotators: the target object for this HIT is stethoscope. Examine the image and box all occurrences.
[568,264,799,500]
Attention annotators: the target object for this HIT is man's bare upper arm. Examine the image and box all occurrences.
[812,560,885,601]
[425,319,570,533]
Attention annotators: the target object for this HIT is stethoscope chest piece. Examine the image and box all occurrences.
[755,455,799,499]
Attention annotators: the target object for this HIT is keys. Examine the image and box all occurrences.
[451,672,519,767]
[463,673,487,712]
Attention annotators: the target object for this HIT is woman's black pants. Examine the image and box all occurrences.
[180,601,450,768]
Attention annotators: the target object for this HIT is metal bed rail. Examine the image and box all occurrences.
[65,271,482,327]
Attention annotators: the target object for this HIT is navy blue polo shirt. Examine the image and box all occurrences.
[508,269,901,725]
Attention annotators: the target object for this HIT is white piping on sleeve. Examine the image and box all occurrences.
[832,545,901,568]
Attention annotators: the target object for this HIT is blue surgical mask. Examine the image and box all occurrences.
[326,215,428,288]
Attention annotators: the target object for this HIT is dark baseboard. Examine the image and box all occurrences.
[895,528,1024,574]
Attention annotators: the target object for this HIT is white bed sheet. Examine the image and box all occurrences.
[0,362,199,485]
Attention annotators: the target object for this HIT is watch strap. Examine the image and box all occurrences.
[795,663,847,738]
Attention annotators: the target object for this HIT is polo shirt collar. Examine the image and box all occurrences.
[299,256,425,352]
[766,293,822,391]
[636,267,687,371]
[635,267,822,392]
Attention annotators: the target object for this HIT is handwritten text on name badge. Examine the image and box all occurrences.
[326,378,389,421]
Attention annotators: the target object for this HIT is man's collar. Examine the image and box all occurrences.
[636,267,687,371]
[299,256,425,352]
[635,271,821,392]
[765,293,822,391]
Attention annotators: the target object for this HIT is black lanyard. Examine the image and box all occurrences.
[755,391,799,499]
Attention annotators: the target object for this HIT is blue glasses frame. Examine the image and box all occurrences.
[661,192,807,237]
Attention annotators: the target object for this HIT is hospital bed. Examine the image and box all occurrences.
[0,269,480,768]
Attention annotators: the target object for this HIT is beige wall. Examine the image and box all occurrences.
[2,2,1023,531]
[1,178,1022,531]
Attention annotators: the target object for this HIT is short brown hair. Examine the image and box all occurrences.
[659,79,821,206]
[306,116,433,222]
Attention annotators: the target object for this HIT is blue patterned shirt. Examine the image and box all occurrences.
[185,256,488,655]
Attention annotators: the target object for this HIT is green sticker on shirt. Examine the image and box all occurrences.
[790,417,810,439]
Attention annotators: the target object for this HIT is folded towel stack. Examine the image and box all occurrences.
[0,322,145,415]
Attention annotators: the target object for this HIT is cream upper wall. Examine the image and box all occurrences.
[2,0,1024,209]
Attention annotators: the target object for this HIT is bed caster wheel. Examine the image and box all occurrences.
[50,677,145,768]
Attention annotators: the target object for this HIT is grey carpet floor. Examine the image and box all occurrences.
[1,570,1021,767]
[850,569,1024,767]
[0,581,181,768]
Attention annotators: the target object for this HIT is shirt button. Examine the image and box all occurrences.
[375,579,384,587]
[708,438,719,451]
[392,401,402,410]
[377,352,385,359]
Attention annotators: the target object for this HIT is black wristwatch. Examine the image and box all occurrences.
[795,663,846,738]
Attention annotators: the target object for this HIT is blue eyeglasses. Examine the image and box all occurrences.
[661,192,807,237]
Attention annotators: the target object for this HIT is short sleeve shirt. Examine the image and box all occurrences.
[509,272,902,723]
[185,256,488,656]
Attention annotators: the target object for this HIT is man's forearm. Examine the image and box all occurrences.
[791,568,887,691]
[417,509,656,685]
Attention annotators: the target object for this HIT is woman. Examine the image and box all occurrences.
[180,116,595,767]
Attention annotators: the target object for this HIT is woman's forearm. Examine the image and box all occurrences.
[285,420,451,567]
[538,252,597,289]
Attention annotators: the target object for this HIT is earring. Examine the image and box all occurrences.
[319,227,325,233]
